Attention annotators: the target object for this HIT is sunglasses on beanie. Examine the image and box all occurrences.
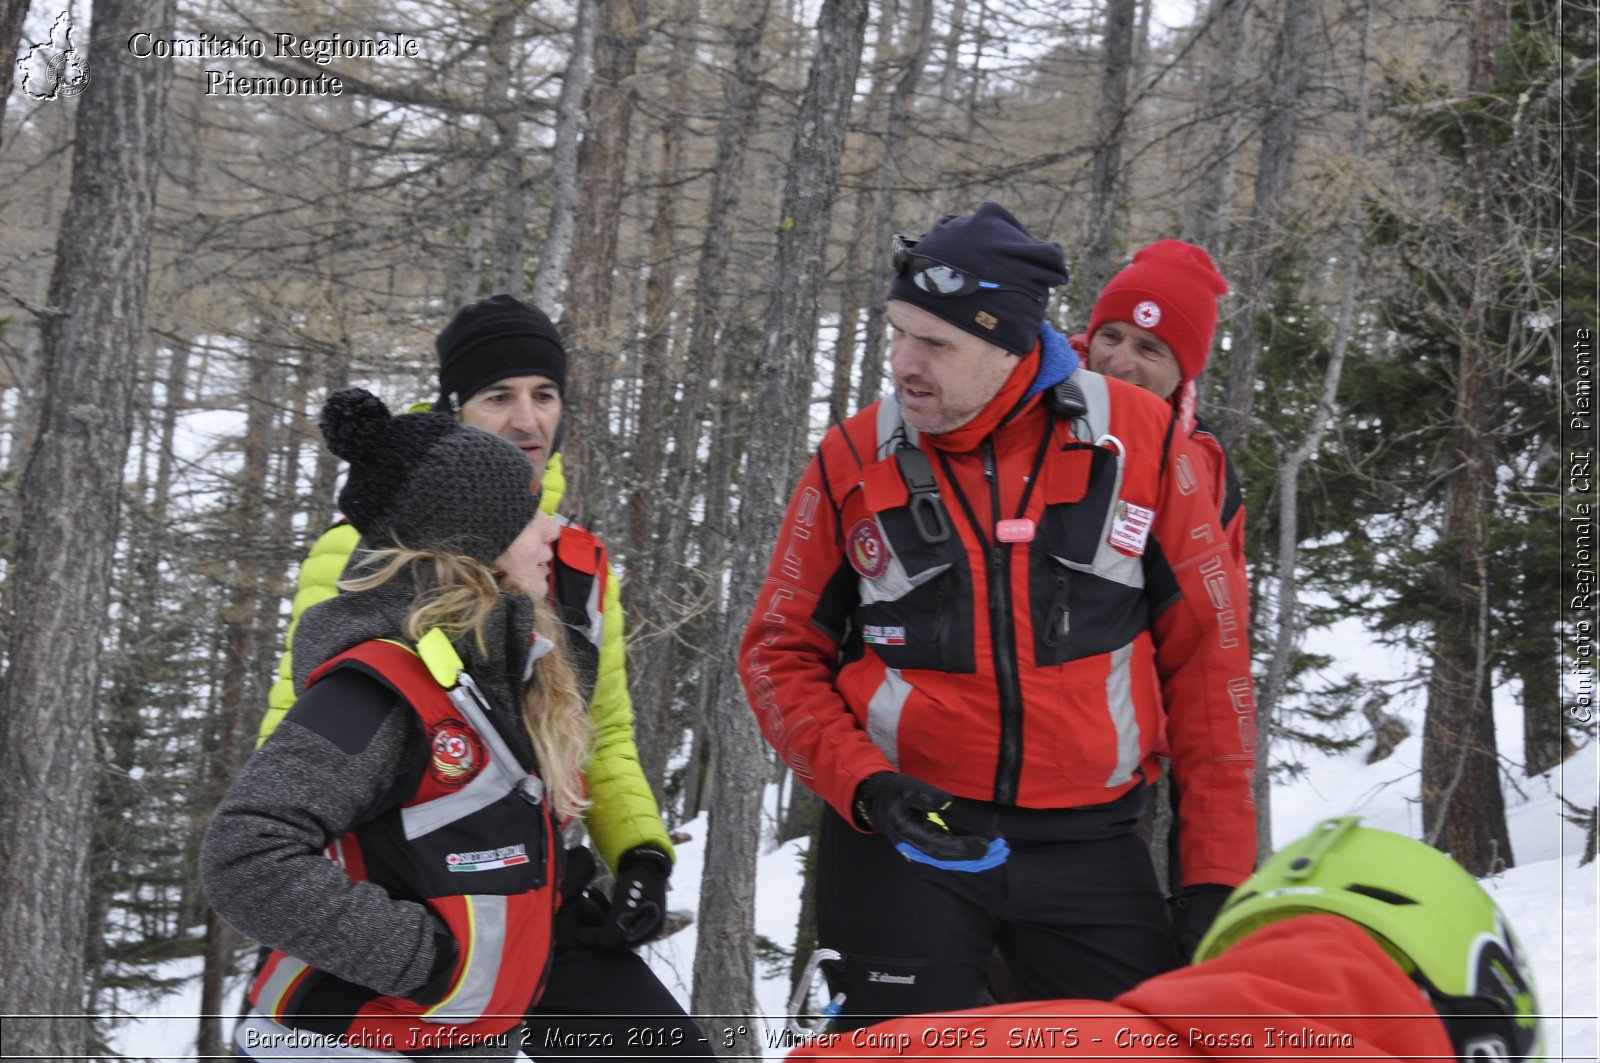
[892,233,1046,303]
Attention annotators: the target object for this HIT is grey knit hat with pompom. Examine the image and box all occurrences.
[320,387,540,562]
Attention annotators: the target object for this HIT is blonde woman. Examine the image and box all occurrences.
[203,389,589,1061]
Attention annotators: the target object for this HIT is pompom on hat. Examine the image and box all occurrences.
[320,387,540,563]
[888,202,1069,356]
[1087,240,1228,384]
[435,294,566,411]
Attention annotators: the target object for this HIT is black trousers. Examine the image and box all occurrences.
[517,938,713,1059]
[815,801,1171,1029]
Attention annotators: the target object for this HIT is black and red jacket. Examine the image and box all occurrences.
[249,638,559,1050]
[740,366,1257,887]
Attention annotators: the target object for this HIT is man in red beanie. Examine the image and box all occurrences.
[1079,243,1247,948]
[740,205,1255,1027]
[1081,240,1243,566]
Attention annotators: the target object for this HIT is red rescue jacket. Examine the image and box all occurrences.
[741,368,1256,887]
[249,639,559,1050]
[786,916,1455,1061]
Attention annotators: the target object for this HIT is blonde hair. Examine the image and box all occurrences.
[343,547,592,819]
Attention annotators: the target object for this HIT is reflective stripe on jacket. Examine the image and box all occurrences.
[249,638,557,1049]
[741,369,1257,887]
[259,451,673,873]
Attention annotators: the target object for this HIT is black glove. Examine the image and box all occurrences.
[575,846,670,951]
[1169,883,1233,964]
[552,886,609,945]
[853,772,991,864]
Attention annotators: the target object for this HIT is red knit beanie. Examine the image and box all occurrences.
[1087,240,1228,383]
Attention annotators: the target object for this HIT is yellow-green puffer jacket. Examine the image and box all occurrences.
[259,451,674,873]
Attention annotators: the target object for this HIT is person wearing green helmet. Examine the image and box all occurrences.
[785,816,1543,1062]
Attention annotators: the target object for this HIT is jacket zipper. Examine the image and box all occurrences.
[985,439,1026,806]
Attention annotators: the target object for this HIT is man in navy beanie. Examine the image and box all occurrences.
[260,295,711,1058]
[740,204,1257,1024]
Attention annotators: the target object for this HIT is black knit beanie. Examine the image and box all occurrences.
[888,202,1069,355]
[435,294,566,411]
[320,388,540,563]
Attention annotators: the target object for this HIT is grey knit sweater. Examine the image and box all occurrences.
[201,672,440,997]
[200,568,538,999]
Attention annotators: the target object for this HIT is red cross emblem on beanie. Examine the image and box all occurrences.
[1133,300,1162,328]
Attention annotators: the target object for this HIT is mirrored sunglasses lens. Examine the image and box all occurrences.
[914,265,969,295]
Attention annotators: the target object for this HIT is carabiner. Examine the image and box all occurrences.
[786,948,846,1038]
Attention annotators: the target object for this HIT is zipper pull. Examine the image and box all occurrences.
[458,671,494,715]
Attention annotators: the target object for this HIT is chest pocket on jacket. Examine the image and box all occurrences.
[1030,441,1149,666]
[845,457,975,674]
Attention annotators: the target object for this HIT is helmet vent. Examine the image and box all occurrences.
[1347,884,1418,906]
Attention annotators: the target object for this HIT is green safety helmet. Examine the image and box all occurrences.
[1195,816,1542,1061]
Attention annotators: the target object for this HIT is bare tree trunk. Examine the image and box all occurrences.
[0,0,31,146]
[829,215,868,419]
[962,0,990,133]
[455,164,491,305]
[1421,0,1514,877]
[564,0,647,515]
[1079,0,1139,305]
[627,0,695,791]
[532,0,599,310]
[1181,0,1252,256]
[1253,0,1373,860]
[856,0,934,405]
[1421,340,1513,873]
[0,178,56,618]
[1217,0,1316,453]
[452,2,524,304]
[0,1,175,1055]
[488,4,531,297]
[632,0,772,799]
[1516,438,1568,771]
[198,334,283,1057]
[785,802,823,995]
[935,0,968,119]
[690,0,869,1052]
[827,0,899,415]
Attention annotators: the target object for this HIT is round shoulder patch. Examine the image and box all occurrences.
[846,518,889,580]
[1133,299,1162,328]
[429,719,486,788]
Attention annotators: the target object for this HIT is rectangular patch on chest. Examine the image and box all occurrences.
[1108,501,1155,555]
[446,844,530,872]
[862,624,907,646]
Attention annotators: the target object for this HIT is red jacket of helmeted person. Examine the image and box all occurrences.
[785,915,1456,1061]
[739,358,1257,889]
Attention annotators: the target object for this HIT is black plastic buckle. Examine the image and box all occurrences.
[894,445,952,544]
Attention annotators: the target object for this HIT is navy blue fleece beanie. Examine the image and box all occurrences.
[888,202,1069,355]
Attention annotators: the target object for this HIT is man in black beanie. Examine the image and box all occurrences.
[261,295,708,1058]
[739,203,1257,1025]
[434,294,568,470]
